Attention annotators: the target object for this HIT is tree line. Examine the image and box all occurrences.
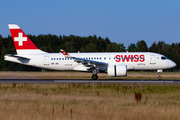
[0,34,179,71]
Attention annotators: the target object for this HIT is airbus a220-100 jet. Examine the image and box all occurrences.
[4,24,176,80]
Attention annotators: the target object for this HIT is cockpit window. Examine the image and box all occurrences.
[161,57,166,60]
[161,56,169,60]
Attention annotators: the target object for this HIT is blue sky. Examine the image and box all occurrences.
[1,0,180,48]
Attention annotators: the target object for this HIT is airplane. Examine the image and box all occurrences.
[4,24,176,80]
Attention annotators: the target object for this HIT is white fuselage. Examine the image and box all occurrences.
[4,52,176,72]
[6,24,177,80]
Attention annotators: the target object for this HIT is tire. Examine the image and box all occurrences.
[158,76,162,80]
[92,75,98,80]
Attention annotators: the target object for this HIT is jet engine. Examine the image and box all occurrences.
[107,64,127,77]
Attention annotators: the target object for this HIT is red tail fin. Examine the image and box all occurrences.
[8,24,45,54]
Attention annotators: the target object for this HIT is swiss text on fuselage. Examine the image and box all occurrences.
[115,55,145,62]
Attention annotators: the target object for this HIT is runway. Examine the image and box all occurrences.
[0,79,180,84]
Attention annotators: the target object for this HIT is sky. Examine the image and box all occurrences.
[1,0,180,48]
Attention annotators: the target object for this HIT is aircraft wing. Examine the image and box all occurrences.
[60,49,107,69]
[73,57,107,65]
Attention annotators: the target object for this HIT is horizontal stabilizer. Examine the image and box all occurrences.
[5,54,31,60]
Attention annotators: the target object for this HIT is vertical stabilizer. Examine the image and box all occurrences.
[8,24,45,54]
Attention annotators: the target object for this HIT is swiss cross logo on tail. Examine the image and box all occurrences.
[8,24,38,50]
[14,32,27,46]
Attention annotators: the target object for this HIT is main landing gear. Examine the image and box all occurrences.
[92,69,99,80]
[157,69,162,80]
[92,74,98,80]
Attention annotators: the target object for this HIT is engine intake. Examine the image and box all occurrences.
[107,64,127,77]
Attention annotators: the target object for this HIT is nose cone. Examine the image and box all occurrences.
[169,61,176,68]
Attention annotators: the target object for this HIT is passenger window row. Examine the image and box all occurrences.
[51,57,107,60]
[81,57,106,60]
[51,58,73,60]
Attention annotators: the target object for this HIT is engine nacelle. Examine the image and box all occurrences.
[107,64,127,77]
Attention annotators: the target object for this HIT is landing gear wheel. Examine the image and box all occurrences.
[158,70,162,80]
[158,76,162,80]
[92,74,98,80]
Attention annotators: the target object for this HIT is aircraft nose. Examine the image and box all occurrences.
[169,61,176,68]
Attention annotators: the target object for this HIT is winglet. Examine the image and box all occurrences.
[60,49,72,58]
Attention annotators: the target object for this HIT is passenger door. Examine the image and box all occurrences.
[44,56,49,65]
[150,55,156,64]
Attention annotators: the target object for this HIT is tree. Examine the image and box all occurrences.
[127,43,136,52]
[157,41,165,54]
[118,43,126,52]
[149,42,157,52]
[64,42,76,52]
[105,43,126,52]
[106,43,119,52]
[136,40,148,52]
[84,42,98,52]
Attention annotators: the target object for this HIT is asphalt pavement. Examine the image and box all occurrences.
[0,79,179,84]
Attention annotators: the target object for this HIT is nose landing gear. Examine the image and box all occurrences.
[157,69,162,80]
[158,75,162,80]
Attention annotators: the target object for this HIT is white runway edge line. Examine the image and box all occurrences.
[54,80,174,84]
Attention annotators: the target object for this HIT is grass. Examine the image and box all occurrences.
[0,83,180,120]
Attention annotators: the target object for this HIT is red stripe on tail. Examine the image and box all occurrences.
[9,26,38,50]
